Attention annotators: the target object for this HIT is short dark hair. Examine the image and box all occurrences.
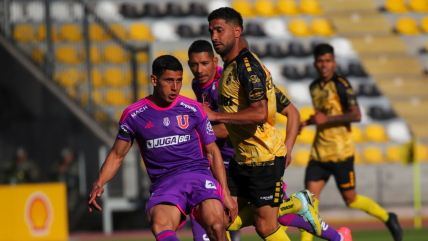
[152,55,183,77]
[188,40,214,58]
[313,43,334,58]
[207,7,244,31]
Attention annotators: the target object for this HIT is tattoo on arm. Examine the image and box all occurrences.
[257,101,263,108]
[227,119,244,125]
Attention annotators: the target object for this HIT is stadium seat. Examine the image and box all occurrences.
[60,24,83,42]
[289,42,311,57]
[410,0,428,12]
[55,46,84,64]
[365,124,388,142]
[35,24,61,42]
[180,89,196,99]
[94,110,108,124]
[329,38,356,58]
[336,65,349,77]
[72,3,84,20]
[276,113,288,125]
[109,24,128,40]
[166,2,186,17]
[155,51,170,58]
[386,145,401,163]
[105,68,132,86]
[137,51,148,63]
[368,106,396,120]
[278,0,300,15]
[255,0,276,16]
[50,2,71,21]
[152,22,179,41]
[351,126,364,143]
[348,63,368,77]
[385,0,408,13]
[305,64,318,79]
[13,24,34,43]
[143,3,163,18]
[296,128,315,144]
[208,1,231,13]
[293,149,311,167]
[263,19,290,38]
[90,69,104,87]
[266,43,286,58]
[139,89,149,99]
[386,121,411,143]
[358,84,381,97]
[289,19,312,37]
[421,17,428,33]
[58,69,81,87]
[300,0,322,15]
[177,24,196,38]
[138,70,149,85]
[363,147,384,164]
[89,24,109,42]
[119,3,141,18]
[311,19,334,36]
[282,66,305,80]
[90,46,104,64]
[278,128,286,140]
[244,22,265,36]
[189,2,208,16]
[182,68,193,85]
[129,23,154,41]
[232,1,254,17]
[104,45,131,64]
[354,150,363,165]
[415,144,428,162]
[288,83,311,103]
[27,1,45,21]
[199,24,211,37]
[96,1,123,21]
[396,17,420,35]
[9,2,24,23]
[172,50,188,62]
[31,48,45,64]
[104,90,131,106]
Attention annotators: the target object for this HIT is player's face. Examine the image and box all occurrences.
[209,19,237,56]
[314,53,337,79]
[151,70,183,103]
[188,52,218,85]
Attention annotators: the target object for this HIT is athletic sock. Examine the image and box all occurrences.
[348,195,389,222]
[280,225,288,232]
[280,214,340,241]
[263,226,291,241]
[300,198,318,241]
[228,204,254,231]
[155,230,180,241]
[278,196,303,216]
[226,231,231,241]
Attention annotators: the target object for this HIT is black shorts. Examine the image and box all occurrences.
[304,156,355,191]
[227,156,286,207]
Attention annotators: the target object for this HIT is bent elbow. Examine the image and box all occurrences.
[256,113,268,124]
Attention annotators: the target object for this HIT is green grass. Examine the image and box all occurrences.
[86,228,428,241]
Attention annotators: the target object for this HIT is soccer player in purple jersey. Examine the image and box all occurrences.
[88,55,237,241]
[188,39,351,241]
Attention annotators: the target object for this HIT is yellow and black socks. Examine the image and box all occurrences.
[263,226,291,241]
[348,195,389,222]
[300,198,318,241]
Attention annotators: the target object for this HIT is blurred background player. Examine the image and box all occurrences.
[299,43,403,241]
[88,55,237,241]
[0,147,40,184]
[189,38,352,241]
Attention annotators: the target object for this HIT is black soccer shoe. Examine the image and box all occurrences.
[385,212,403,241]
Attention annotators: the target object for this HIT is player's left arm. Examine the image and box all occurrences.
[212,123,229,139]
[308,80,361,125]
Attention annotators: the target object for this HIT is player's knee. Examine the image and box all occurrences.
[343,194,356,206]
[151,218,175,234]
[207,218,225,234]
[254,222,275,238]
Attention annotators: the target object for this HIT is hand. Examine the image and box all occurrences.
[285,153,292,169]
[223,193,238,224]
[298,121,308,134]
[309,110,328,125]
[88,183,104,212]
[201,103,217,122]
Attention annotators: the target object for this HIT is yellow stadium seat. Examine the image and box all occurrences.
[278,0,300,15]
[293,149,311,167]
[129,23,153,42]
[89,69,104,87]
[31,48,44,64]
[180,89,196,99]
[232,1,254,17]
[386,145,401,163]
[299,106,315,121]
[55,46,84,64]
[104,45,131,64]
[138,70,149,86]
[90,46,104,64]
[385,0,408,12]
[13,24,34,43]
[278,128,286,140]
[105,68,132,86]
[354,150,363,165]
[276,113,288,125]
[66,88,77,99]
[92,90,103,106]
[139,89,149,99]
[104,90,131,106]
[296,128,315,144]
[410,0,428,12]
[311,19,334,36]
[182,68,193,85]
[365,124,388,142]
[155,51,170,58]
[137,51,148,63]
[109,24,128,40]
[415,144,428,162]
[363,147,384,164]
[89,24,108,42]
[396,17,420,35]
[421,16,428,33]
[115,111,124,121]
[59,69,81,87]
[60,24,83,42]
[289,19,312,37]
[351,126,364,143]
[172,50,188,62]
[255,0,276,16]
[35,25,61,42]
[300,0,322,15]
[94,110,108,124]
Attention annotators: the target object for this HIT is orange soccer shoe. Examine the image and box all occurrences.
[337,227,352,241]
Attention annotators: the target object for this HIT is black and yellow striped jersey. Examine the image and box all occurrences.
[218,48,286,166]
[309,73,358,162]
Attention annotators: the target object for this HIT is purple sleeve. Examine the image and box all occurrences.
[117,113,136,142]
[195,105,217,145]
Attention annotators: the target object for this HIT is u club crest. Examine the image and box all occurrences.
[176,115,189,129]
[163,117,170,126]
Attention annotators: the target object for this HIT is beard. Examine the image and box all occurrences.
[214,39,235,57]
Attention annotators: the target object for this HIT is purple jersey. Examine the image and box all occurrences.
[117,95,216,191]
[192,66,234,168]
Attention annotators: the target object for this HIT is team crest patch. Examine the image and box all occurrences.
[250,75,260,83]
[205,180,217,189]
[202,94,210,105]
[163,117,170,126]
[249,88,265,101]
[176,115,189,129]
[206,119,214,135]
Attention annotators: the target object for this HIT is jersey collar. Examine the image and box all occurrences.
[145,95,179,111]
[197,66,222,89]
[318,72,339,88]
[223,48,249,69]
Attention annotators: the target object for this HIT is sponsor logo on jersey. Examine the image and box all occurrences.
[120,124,130,133]
[250,75,260,83]
[177,115,189,129]
[202,94,210,105]
[206,119,214,135]
[131,106,148,118]
[146,135,191,149]
[180,102,197,112]
[226,73,232,85]
[249,88,265,101]
[163,117,170,126]
[280,204,294,211]
[260,195,273,200]
[205,180,217,189]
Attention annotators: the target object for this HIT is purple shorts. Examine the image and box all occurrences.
[146,172,224,229]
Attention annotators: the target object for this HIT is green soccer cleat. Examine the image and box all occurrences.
[293,190,322,236]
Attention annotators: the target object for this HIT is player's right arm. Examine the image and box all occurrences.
[212,123,229,139]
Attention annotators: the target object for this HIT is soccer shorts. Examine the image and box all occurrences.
[146,172,224,229]
[304,156,356,191]
[227,156,286,207]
